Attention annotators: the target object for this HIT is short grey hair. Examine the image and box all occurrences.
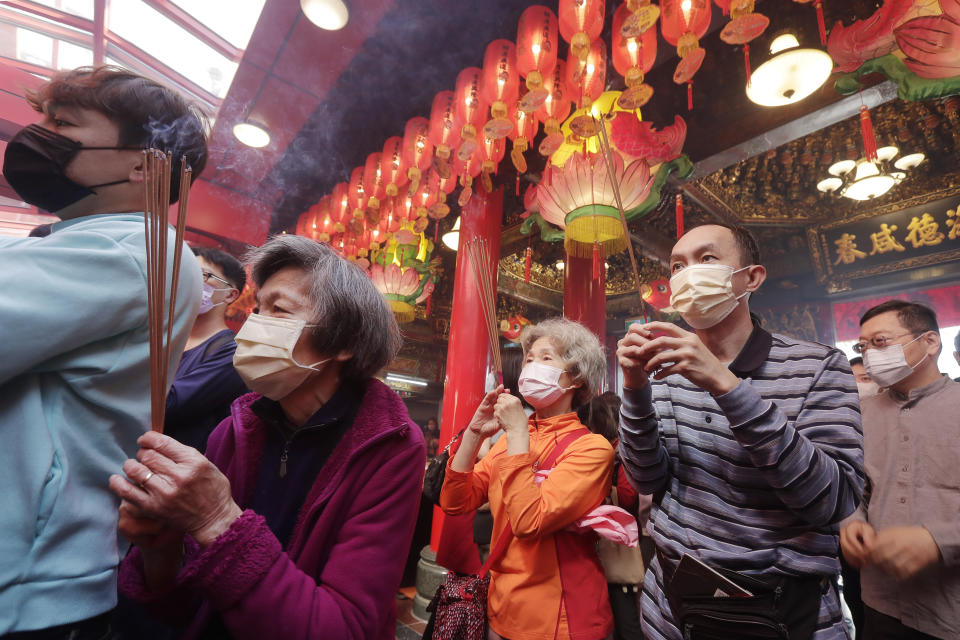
[246,235,401,381]
[520,318,606,408]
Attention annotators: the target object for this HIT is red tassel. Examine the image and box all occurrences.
[524,246,532,283]
[743,44,752,85]
[425,294,432,318]
[675,194,685,239]
[592,242,600,281]
[687,82,693,111]
[860,105,878,162]
[433,219,440,244]
[814,0,827,46]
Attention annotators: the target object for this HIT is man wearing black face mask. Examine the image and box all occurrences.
[0,66,207,638]
[841,300,959,640]
[616,223,864,640]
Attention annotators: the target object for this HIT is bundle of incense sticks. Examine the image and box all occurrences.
[143,149,192,432]
[592,115,650,320]
[465,237,503,383]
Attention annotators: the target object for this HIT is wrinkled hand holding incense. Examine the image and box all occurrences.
[143,150,191,432]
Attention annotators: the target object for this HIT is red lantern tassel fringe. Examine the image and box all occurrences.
[425,294,432,318]
[524,245,532,283]
[675,193,685,239]
[592,242,601,281]
[516,174,520,197]
[814,0,827,46]
[860,105,878,162]
[743,44,752,85]
[687,82,694,111]
[434,219,440,244]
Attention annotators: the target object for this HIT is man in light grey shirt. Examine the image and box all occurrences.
[841,300,960,640]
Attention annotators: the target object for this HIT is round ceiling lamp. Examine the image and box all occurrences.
[441,216,461,251]
[232,121,270,148]
[301,0,349,31]
[745,33,832,107]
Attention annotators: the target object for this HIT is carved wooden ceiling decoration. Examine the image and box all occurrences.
[689,97,960,226]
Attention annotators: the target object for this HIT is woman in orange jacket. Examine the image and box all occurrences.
[440,318,615,640]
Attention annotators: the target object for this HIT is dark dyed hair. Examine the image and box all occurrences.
[860,300,939,335]
[192,246,246,292]
[26,66,208,204]
[849,356,863,367]
[501,347,526,404]
[684,222,761,267]
[577,396,618,443]
[246,235,401,381]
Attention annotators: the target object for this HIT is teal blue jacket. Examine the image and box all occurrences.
[0,213,201,633]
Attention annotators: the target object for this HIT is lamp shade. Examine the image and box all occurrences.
[745,33,832,106]
[442,216,461,250]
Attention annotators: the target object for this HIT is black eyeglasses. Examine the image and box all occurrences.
[201,271,232,287]
[852,332,918,354]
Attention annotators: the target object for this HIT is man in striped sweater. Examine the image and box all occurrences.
[617,223,864,639]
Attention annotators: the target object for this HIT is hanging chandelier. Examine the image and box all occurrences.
[817,146,925,201]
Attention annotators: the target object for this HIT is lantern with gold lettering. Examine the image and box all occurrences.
[482,39,520,139]
[509,102,539,174]
[537,59,572,157]
[661,0,711,109]
[379,136,408,198]
[428,91,461,180]
[479,135,506,193]
[347,167,367,234]
[565,41,607,108]
[362,152,385,223]
[517,5,559,112]
[454,67,488,163]
[559,0,604,61]
[613,3,658,109]
[402,116,433,196]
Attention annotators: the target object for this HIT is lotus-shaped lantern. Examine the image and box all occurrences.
[368,230,437,323]
[536,151,655,257]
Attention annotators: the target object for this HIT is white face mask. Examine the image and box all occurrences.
[518,361,574,409]
[233,314,329,400]
[862,334,926,388]
[669,263,751,330]
[198,281,233,314]
[856,381,880,398]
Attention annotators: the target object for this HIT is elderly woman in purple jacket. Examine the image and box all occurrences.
[109,236,426,639]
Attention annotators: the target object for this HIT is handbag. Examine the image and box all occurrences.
[423,429,463,505]
[596,485,646,585]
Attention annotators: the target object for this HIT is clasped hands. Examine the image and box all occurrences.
[467,384,529,440]
[109,430,242,554]
[616,321,739,396]
[841,521,942,580]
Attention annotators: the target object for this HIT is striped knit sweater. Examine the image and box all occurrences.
[618,328,864,640]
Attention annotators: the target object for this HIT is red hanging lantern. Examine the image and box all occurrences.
[453,146,483,207]
[428,91,462,180]
[454,67,488,163]
[479,135,506,193]
[402,116,433,196]
[295,209,310,237]
[559,0,605,61]
[330,182,350,239]
[517,6,559,112]
[565,40,607,107]
[508,102,539,174]
[379,136,408,198]
[537,59,572,156]
[481,39,520,139]
[613,3,658,109]
[347,166,367,227]
[362,152,385,222]
[661,0,711,109]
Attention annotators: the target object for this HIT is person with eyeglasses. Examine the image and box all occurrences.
[840,300,959,640]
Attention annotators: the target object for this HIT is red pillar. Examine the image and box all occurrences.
[563,252,606,345]
[431,187,503,549]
